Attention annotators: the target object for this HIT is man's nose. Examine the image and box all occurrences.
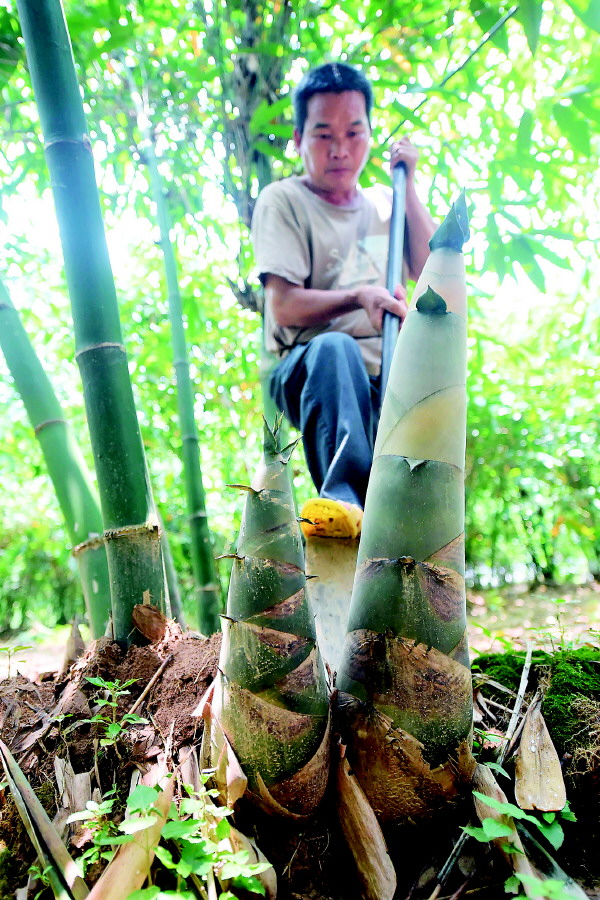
[330,138,349,157]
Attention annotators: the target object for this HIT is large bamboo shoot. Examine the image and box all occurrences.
[211,419,330,817]
[336,195,474,822]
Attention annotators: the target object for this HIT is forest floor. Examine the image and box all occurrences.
[0,582,599,900]
[3,581,599,681]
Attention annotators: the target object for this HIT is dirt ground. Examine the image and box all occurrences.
[0,584,599,899]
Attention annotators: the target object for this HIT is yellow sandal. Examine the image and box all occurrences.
[300,498,363,539]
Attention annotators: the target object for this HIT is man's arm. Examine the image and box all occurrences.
[390,137,436,280]
[265,275,408,333]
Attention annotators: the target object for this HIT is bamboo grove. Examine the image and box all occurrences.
[15,0,167,643]
[3,0,597,896]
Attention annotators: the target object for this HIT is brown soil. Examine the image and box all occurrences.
[0,600,599,900]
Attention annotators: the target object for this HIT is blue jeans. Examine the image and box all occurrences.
[269,332,380,508]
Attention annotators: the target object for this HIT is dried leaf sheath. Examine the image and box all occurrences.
[336,194,474,822]
[212,419,330,817]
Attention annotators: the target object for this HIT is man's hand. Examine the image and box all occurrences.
[265,274,409,332]
[389,136,419,181]
[355,283,408,332]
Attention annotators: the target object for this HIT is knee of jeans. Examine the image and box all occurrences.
[308,331,360,361]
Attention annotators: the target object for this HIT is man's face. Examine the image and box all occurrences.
[294,90,371,198]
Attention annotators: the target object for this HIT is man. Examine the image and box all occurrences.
[252,62,435,538]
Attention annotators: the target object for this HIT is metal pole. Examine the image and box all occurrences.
[380,162,407,398]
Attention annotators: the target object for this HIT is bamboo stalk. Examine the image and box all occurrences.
[16,0,167,644]
[159,511,186,627]
[0,277,110,637]
[119,62,222,635]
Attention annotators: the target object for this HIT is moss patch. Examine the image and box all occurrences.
[474,646,600,779]
[542,648,600,756]
[0,848,29,900]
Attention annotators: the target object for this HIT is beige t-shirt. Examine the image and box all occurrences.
[251,175,393,376]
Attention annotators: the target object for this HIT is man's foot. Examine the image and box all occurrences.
[300,498,363,539]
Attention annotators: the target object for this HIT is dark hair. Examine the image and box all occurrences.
[293,62,373,135]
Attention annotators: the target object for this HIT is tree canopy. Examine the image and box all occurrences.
[1,0,599,631]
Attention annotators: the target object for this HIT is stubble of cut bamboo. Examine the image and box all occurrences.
[16,0,167,644]
[0,277,110,637]
[210,418,330,817]
[335,193,475,822]
[122,62,222,635]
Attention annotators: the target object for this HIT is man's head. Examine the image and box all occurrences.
[293,65,373,204]
[293,62,373,137]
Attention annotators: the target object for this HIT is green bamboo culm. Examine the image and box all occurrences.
[336,193,474,823]
[157,509,186,629]
[211,417,330,817]
[123,64,221,635]
[16,0,167,644]
[0,278,110,638]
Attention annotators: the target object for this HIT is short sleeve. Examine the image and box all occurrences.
[251,183,311,287]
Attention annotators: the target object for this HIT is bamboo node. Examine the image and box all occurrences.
[72,533,105,556]
[34,417,68,435]
[75,341,126,358]
[104,522,160,541]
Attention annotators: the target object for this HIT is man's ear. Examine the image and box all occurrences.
[293,128,302,151]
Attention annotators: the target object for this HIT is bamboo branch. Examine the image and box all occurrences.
[389,5,519,137]
[127,653,173,717]
[498,642,533,766]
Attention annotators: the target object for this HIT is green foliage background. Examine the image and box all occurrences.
[0,0,598,632]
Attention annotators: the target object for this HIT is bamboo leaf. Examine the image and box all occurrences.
[390,101,425,128]
[553,103,591,156]
[564,0,600,32]
[469,0,509,53]
[516,0,543,54]
[250,139,290,163]
[524,238,572,270]
[516,110,535,155]
[508,236,546,290]
[249,96,292,134]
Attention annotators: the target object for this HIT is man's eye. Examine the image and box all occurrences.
[318,134,331,140]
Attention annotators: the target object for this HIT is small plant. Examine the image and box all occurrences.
[27,863,53,900]
[67,676,148,755]
[0,644,32,679]
[154,771,271,898]
[464,790,576,853]
[505,872,576,899]
[66,786,129,875]
[68,774,272,897]
[472,726,506,757]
